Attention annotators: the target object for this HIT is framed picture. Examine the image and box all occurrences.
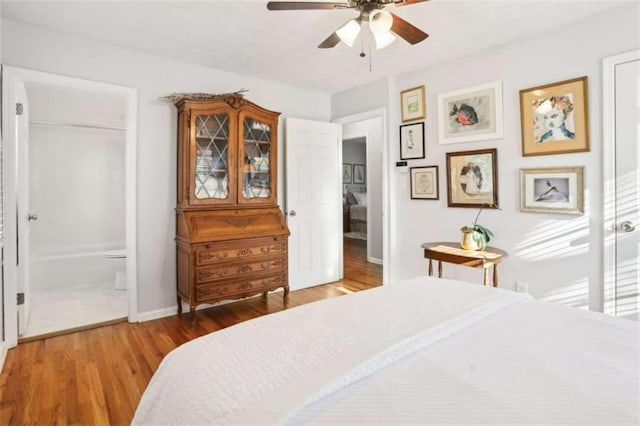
[446,148,498,208]
[520,167,584,215]
[342,163,352,184]
[353,164,366,184]
[410,166,439,200]
[399,122,425,160]
[519,76,589,156]
[438,80,503,144]
[400,85,426,122]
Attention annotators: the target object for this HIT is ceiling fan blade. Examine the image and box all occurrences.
[393,0,429,7]
[390,12,429,45]
[267,2,349,10]
[318,32,341,48]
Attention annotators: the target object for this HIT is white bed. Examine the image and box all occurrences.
[345,187,367,237]
[133,277,639,425]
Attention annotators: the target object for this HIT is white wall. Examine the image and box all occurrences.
[1,19,331,314]
[331,3,640,311]
[343,118,384,261]
[343,138,366,168]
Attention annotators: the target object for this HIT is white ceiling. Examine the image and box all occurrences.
[0,0,630,94]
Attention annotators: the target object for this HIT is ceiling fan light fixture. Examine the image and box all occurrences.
[369,9,393,34]
[374,31,396,49]
[336,19,361,47]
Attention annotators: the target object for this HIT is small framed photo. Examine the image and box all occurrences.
[446,148,498,208]
[520,167,584,215]
[342,163,352,184]
[399,122,425,160]
[353,164,366,184]
[438,80,503,144]
[410,166,439,200]
[519,76,589,156]
[400,85,426,122]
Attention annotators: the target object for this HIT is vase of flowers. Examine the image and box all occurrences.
[460,204,495,251]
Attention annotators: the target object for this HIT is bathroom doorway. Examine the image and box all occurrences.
[2,67,138,345]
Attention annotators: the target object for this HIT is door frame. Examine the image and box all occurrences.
[602,49,640,316]
[1,66,138,347]
[333,108,389,285]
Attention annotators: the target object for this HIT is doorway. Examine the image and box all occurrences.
[335,110,387,287]
[603,50,639,320]
[2,67,138,347]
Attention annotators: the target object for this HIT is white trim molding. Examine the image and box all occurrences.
[333,108,390,286]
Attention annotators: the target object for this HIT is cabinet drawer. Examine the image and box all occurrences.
[196,237,287,266]
[195,257,286,284]
[196,274,287,302]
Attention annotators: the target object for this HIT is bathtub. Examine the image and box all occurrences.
[30,250,123,291]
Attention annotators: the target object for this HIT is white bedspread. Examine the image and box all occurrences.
[133,277,639,425]
[349,204,367,222]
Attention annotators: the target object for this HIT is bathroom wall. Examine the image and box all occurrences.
[26,83,126,259]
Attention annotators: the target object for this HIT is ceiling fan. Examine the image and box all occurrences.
[266,0,429,50]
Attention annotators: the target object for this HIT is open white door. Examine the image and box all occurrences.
[604,50,640,319]
[16,81,31,335]
[286,118,341,290]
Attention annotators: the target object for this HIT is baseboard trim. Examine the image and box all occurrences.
[367,257,383,265]
[137,306,178,322]
[0,342,8,374]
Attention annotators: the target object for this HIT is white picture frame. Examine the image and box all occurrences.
[438,80,503,144]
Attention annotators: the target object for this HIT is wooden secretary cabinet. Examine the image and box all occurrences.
[173,94,289,317]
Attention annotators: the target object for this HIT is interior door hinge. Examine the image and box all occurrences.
[17,292,25,305]
[16,103,24,115]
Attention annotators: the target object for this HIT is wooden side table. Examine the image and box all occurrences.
[421,242,508,287]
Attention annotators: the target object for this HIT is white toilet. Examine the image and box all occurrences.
[105,249,127,290]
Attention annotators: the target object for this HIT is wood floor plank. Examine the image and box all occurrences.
[0,238,381,424]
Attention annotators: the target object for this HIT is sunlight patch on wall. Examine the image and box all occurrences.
[514,215,589,261]
[540,277,589,310]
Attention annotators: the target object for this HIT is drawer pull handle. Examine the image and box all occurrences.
[260,247,272,254]
[238,265,252,273]
[239,282,253,290]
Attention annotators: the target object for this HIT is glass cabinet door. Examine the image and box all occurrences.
[192,113,232,202]
[241,116,273,202]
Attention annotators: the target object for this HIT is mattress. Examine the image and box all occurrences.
[133,277,639,425]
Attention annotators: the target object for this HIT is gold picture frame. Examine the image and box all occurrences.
[400,85,426,122]
[520,167,584,215]
[519,76,589,156]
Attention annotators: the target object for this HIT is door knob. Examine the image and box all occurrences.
[288,210,297,217]
[619,221,636,232]
[28,214,38,221]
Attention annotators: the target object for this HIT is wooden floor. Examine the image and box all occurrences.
[0,237,381,425]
